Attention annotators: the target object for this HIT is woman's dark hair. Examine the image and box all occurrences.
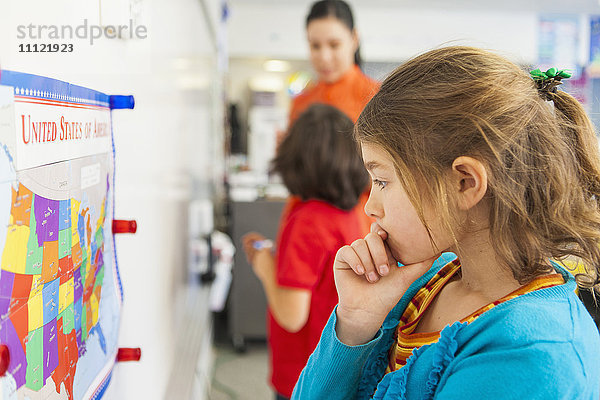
[306,0,362,68]
[272,104,368,210]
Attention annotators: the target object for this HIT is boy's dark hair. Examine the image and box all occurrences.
[272,104,368,210]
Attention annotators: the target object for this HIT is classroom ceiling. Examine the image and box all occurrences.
[231,0,600,14]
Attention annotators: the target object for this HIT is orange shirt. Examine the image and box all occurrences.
[289,64,380,124]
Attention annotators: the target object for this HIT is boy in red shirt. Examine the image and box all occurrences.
[243,104,369,399]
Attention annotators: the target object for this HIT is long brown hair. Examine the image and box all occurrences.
[356,46,600,287]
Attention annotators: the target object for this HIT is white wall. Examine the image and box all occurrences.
[0,0,223,398]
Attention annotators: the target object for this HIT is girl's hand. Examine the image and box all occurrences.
[333,224,438,345]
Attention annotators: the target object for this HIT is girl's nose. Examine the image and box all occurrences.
[364,191,382,219]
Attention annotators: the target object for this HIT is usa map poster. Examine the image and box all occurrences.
[0,71,123,400]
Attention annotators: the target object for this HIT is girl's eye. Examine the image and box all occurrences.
[373,179,387,189]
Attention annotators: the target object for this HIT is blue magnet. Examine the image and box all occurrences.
[109,95,135,110]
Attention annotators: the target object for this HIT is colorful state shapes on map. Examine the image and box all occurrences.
[1,316,27,388]
[93,265,104,294]
[9,273,33,315]
[90,292,99,326]
[58,276,74,314]
[95,247,104,272]
[70,199,80,247]
[91,241,98,267]
[42,240,59,283]
[43,318,59,382]
[25,199,43,275]
[9,301,28,353]
[60,269,73,285]
[1,225,30,274]
[0,269,15,297]
[81,245,88,280]
[94,226,104,251]
[0,294,9,320]
[25,325,44,391]
[58,255,73,278]
[77,209,86,249]
[83,262,96,303]
[52,317,77,400]
[73,267,82,301]
[95,207,105,255]
[83,301,92,341]
[59,200,71,231]
[27,287,43,331]
[0,269,14,316]
[71,241,82,270]
[73,296,83,352]
[94,284,101,306]
[7,271,33,351]
[84,209,92,248]
[43,278,59,324]
[59,303,75,334]
[96,199,106,232]
[34,196,59,247]
[29,274,43,299]
[11,184,33,227]
[58,229,71,259]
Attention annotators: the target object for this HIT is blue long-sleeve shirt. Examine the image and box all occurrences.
[292,258,600,399]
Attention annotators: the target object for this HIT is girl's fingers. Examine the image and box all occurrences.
[364,232,390,276]
[335,245,364,275]
[350,239,379,282]
[370,222,388,240]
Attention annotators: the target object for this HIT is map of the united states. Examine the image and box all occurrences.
[0,182,106,400]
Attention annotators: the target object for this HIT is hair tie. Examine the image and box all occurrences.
[530,68,572,101]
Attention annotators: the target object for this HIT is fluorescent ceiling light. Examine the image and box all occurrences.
[263,60,291,72]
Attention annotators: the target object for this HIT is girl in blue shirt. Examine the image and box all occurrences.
[292,46,600,399]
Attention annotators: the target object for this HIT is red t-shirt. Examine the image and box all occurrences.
[268,199,367,397]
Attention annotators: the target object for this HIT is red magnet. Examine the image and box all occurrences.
[0,344,10,376]
[116,347,141,362]
[112,220,137,234]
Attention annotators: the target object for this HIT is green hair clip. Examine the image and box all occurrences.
[530,68,572,100]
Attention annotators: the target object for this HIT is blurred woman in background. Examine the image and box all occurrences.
[283,0,378,234]
[288,0,379,125]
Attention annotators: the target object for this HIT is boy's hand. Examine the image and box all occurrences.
[242,232,267,263]
[242,232,275,282]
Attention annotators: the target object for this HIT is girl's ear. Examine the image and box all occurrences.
[451,156,488,211]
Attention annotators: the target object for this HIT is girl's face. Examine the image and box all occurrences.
[362,143,453,265]
[306,17,358,84]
